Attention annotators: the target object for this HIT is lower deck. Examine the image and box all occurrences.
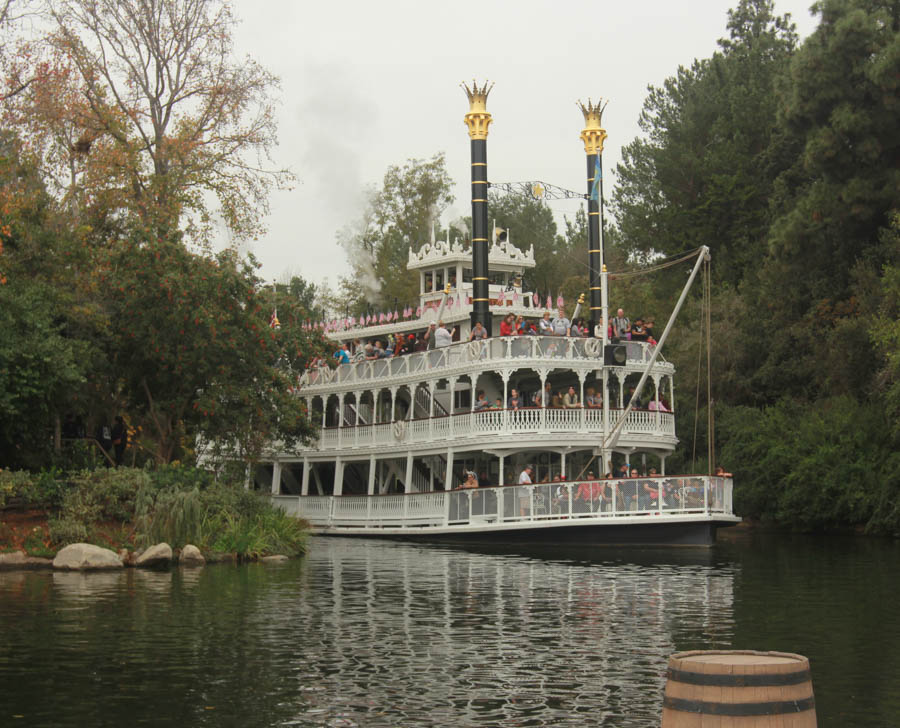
[272,475,739,546]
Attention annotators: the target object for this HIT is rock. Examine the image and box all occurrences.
[52,543,123,571]
[1,551,53,570]
[260,554,289,563]
[179,544,205,566]
[135,542,173,568]
[118,549,137,567]
[0,551,27,569]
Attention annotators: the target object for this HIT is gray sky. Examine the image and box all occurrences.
[228,0,818,290]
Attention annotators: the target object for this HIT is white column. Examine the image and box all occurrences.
[660,454,667,476]
[652,375,661,433]
[448,377,457,438]
[445,448,454,490]
[368,454,376,495]
[501,372,510,431]
[337,393,345,447]
[539,369,548,431]
[428,381,435,441]
[270,461,282,495]
[499,454,505,486]
[578,372,587,429]
[301,458,310,495]
[333,457,343,496]
[561,451,566,479]
[405,451,414,493]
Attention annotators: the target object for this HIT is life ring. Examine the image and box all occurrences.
[584,338,602,357]
[392,420,407,440]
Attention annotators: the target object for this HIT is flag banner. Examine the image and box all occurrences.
[546,295,552,309]
[557,294,564,308]
[533,292,539,306]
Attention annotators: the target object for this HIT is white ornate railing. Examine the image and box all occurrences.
[279,476,734,529]
[313,408,675,451]
[300,336,666,389]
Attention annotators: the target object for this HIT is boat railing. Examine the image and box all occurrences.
[299,336,665,388]
[313,407,675,450]
[276,476,733,529]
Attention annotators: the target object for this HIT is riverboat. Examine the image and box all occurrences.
[262,84,739,545]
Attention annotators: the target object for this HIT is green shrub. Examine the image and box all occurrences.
[134,486,205,549]
[49,516,89,545]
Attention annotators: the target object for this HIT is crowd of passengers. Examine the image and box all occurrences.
[320,307,658,366]
[456,465,731,514]
[470,382,670,412]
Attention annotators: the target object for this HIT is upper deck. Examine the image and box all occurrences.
[300,336,670,393]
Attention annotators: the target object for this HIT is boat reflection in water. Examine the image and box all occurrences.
[297,537,735,727]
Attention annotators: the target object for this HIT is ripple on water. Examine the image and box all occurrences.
[1,535,898,726]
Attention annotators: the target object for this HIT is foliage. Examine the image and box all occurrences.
[133,467,308,556]
[338,154,454,313]
[99,235,323,464]
[718,397,899,534]
[753,0,900,398]
[613,0,798,286]
[4,465,309,556]
[5,0,294,242]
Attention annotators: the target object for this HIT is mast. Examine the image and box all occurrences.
[579,97,610,472]
[462,80,494,336]
[578,98,608,339]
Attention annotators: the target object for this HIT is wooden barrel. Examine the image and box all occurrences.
[661,650,816,727]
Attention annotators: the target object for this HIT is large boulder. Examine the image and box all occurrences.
[179,544,205,566]
[135,542,173,568]
[53,543,123,571]
[260,554,289,563]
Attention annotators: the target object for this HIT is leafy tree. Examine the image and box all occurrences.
[100,236,326,464]
[0,280,87,468]
[752,0,900,397]
[339,154,453,313]
[488,190,567,299]
[6,0,292,242]
[613,0,798,287]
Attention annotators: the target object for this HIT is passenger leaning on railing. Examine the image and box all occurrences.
[469,321,488,341]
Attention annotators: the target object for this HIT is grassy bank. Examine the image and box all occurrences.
[0,466,309,560]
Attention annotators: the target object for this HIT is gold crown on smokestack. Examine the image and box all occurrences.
[462,79,494,139]
[578,97,609,154]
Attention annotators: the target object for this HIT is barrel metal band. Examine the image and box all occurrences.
[663,696,815,717]
[472,297,490,302]
[589,211,600,215]
[472,277,489,281]
[472,180,488,184]
[590,306,602,310]
[473,238,488,242]
[471,162,486,166]
[590,286,602,290]
[588,249,602,253]
[472,199,487,203]
[667,668,812,687]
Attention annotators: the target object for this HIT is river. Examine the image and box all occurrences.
[1,532,898,727]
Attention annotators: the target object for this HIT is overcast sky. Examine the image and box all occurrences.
[227,0,819,290]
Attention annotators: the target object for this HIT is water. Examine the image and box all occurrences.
[1,533,898,727]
